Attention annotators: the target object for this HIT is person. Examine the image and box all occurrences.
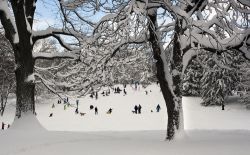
[95,92,98,100]
[49,113,53,117]
[58,100,61,104]
[138,104,142,114]
[107,108,112,114]
[66,97,69,102]
[117,87,121,93]
[222,104,225,110]
[2,122,5,130]
[90,94,93,98]
[145,91,148,95]
[114,87,117,93]
[76,100,79,109]
[156,104,161,112]
[123,88,127,95]
[95,107,98,115]
[90,105,94,110]
[75,108,79,114]
[134,105,138,114]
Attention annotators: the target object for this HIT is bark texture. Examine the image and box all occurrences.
[148,11,183,140]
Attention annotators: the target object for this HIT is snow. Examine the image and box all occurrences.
[10,112,46,132]
[0,129,250,155]
[0,0,19,44]
[25,74,35,83]
[33,51,78,59]
[36,84,168,131]
[184,96,250,130]
[1,84,250,154]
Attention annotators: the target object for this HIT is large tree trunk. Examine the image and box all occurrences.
[15,57,35,118]
[11,0,36,118]
[148,11,183,140]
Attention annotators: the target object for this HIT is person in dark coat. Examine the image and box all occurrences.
[95,107,98,115]
[49,113,53,117]
[156,104,161,112]
[107,108,112,114]
[123,89,127,95]
[75,108,79,114]
[138,104,142,114]
[90,105,94,110]
[95,92,98,100]
[134,105,138,114]
[2,122,5,130]
[117,87,121,93]
[76,100,79,109]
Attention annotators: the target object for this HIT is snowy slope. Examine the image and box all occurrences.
[1,84,250,131]
[36,84,168,131]
[1,84,250,155]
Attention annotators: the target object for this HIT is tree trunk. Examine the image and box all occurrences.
[10,0,36,118]
[15,59,35,118]
[148,11,183,140]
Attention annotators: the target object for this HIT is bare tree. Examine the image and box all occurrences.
[0,33,15,116]
[0,0,83,118]
[68,0,250,140]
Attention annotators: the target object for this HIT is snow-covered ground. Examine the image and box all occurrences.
[1,84,250,155]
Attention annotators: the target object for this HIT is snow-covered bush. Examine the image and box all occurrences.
[0,34,15,116]
[183,57,203,96]
[200,51,243,106]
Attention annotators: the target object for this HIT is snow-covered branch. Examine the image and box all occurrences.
[0,0,19,44]
[33,51,79,60]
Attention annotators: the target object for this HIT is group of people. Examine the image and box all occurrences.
[90,92,98,99]
[133,104,161,114]
[133,104,142,114]
[90,106,113,115]
[101,89,111,96]
[114,87,122,93]
[88,84,131,100]
[145,90,152,95]
[89,105,98,115]
[57,97,69,105]
[1,122,10,130]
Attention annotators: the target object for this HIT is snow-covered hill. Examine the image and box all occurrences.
[2,84,250,131]
[1,84,250,155]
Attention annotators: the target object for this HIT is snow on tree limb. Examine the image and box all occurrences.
[0,0,19,44]
[33,51,79,60]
